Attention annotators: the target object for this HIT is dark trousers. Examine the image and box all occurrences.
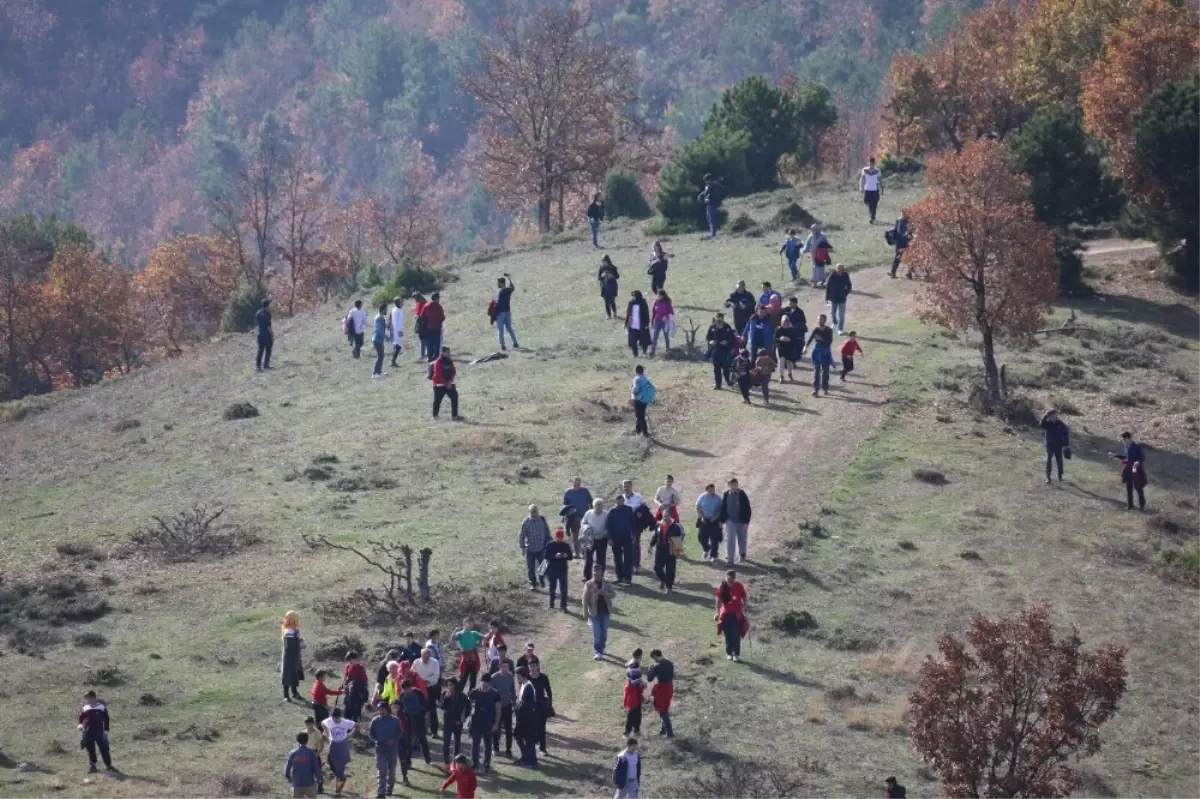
[633,401,649,436]
[256,334,273,369]
[494,706,513,754]
[425,330,443,361]
[611,536,633,582]
[624,706,642,735]
[604,296,618,318]
[583,537,609,580]
[525,550,546,588]
[698,520,722,558]
[547,569,568,608]
[428,680,441,735]
[813,360,830,392]
[391,343,402,366]
[1125,478,1146,509]
[537,714,549,752]
[441,726,462,765]
[82,732,112,768]
[406,715,431,763]
[737,374,752,401]
[351,332,364,358]
[890,247,905,276]
[457,665,478,693]
[433,385,459,418]
[722,617,742,657]
[627,328,646,357]
[712,351,731,388]
[864,189,879,221]
[345,683,367,722]
[516,730,537,765]
[471,729,493,768]
[654,555,677,589]
[650,275,665,294]
[840,355,854,379]
[314,702,330,727]
[373,340,385,375]
[1045,447,1063,479]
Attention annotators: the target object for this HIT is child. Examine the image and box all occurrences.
[440,753,477,798]
[840,331,863,380]
[622,664,646,736]
[78,690,115,774]
[484,619,505,665]
[311,669,343,726]
[322,707,356,797]
[303,716,327,795]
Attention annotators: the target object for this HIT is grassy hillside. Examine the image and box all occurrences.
[1,183,1197,798]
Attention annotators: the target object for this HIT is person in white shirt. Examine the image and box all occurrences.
[612,737,641,799]
[581,498,609,581]
[653,476,680,510]
[621,480,645,510]
[389,297,405,367]
[322,707,357,795]
[859,156,882,224]
[344,300,369,359]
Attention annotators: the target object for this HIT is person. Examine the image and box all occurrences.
[759,281,782,307]
[440,679,470,768]
[807,313,834,397]
[322,707,356,797]
[783,296,808,351]
[653,476,678,510]
[411,291,429,359]
[468,674,501,772]
[311,669,343,726]
[453,620,484,693]
[285,731,321,799]
[399,680,431,765]
[583,567,617,660]
[281,611,305,702]
[840,331,863,381]
[774,315,799,382]
[884,776,908,798]
[588,192,605,248]
[630,364,654,438]
[732,348,754,405]
[695,483,723,562]
[607,495,636,584]
[399,632,423,665]
[753,348,776,404]
[622,665,645,735]
[484,621,505,667]
[493,273,519,350]
[544,527,574,611]
[430,345,461,421]
[418,291,446,361]
[743,306,773,362]
[562,477,593,557]
[516,642,540,672]
[441,754,477,798]
[303,717,327,796]
[344,300,368,359]
[860,156,883,223]
[649,290,674,356]
[647,241,670,294]
[825,264,852,334]
[389,296,405,367]
[706,312,736,389]
[582,498,610,581]
[725,280,757,334]
[599,255,621,319]
[803,224,834,288]
[612,738,642,799]
[375,649,402,702]
[518,504,550,591]
[371,303,388,378]
[715,576,748,662]
[1115,432,1148,510]
[780,229,803,281]
[255,298,273,371]
[413,648,442,737]
[369,702,405,797]
[343,651,370,723]
[528,661,554,754]
[513,667,540,767]
[489,658,516,758]
[379,660,403,706]
[1039,409,1070,484]
[625,290,650,357]
[697,173,723,238]
[649,510,683,592]
[887,210,912,278]
[647,649,675,738]
[719,479,752,565]
[78,690,115,773]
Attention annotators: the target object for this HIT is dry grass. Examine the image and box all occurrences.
[861,639,919,678]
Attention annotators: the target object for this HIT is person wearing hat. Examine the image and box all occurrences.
[561,476,594,556]
[369,702,405,797]
[516,642,540,672]
[544,528,574,611]
[281,611,306,703]
[647,649,675,738]
[518,504,551,591]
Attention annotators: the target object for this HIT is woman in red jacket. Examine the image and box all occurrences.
[714,580,748,662]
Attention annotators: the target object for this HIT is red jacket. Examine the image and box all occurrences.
[840,339,862,357]
[431,355,456,386]
[441,766,477,798]
[623,679,645,712]
[311,679,343,706]
[343,662,369,686]
[420,300,446,331]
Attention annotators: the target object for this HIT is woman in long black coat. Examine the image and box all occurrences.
[649,514,684,593]
[624,291,651,357]
[280,611,305,702]
[598,256,621,319]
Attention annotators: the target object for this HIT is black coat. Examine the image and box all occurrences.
[719,489,752,524]
[599,264,620,297]
[1041,418,1070,449]
[825,271,852,303]
[544,540,574,574]
[783,306,807,335]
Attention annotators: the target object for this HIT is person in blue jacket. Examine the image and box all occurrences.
[779,230,803,281]
[742,307,774,360]
[606,495,637,585]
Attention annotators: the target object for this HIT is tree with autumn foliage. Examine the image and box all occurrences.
[135,234,239,354]
[461,6,643,233]
[908,141,1057,403]
[367,142,443,269]
[909,604,1128,798]
[274,140,331,316]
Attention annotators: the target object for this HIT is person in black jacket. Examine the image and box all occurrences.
[725,281,756,334]
[1040,409,1070,483]
[439,680,470,768]
[543,528,574,611]
[598,256,620,319]
[528,662,554,755]
[624,291,650,357]
[706,313,737,389]
[254,299,273,371]
[647,242,669,294]
[78,691,116,773]
[587,192,604,248]
[825,264,852,334]
[719,478,753,564]
[888,211,912,278]
[1114,432,1148,510]
[783,296,807,351]
[884,776,908,798]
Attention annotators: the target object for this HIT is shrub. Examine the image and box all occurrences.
[216,774,267,797]
[112,418,141,433]
[724,212,762,237]
[1108,392,1156,407]
[879,153,923,176]
[54,541,106,561]
[6,626,62,656]
[128,505,259,562]
[654,126,750,229]
[603,169,651,219]
[768,202,819,231]
[311,634,369,662]
[1048,395,1081,416]
[770,609,819,634]
[220,283,269,334]
[913,468,948,486]
[898,540,918,551]
[73,632,108,648]
[372,264,443,309]
[87,666,124,687]
[1161,544,1200,581]
[0,394,54,424]
[328,476,397,492]
[1148,511,1199,539]
[139,692,164,707]
[223,402,259,420]
[666,756,823,798]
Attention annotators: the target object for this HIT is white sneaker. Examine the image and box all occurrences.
[726,655,733,661]
[732,655,741,662]
[593,653,603,661]
[837,330,844,335]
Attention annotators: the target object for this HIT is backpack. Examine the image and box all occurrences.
[884,228,896,246]
[638,378,657,406]
[668,533,684,556]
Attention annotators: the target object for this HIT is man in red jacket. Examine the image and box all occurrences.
[419,292,447,362]
[430,346,461,421]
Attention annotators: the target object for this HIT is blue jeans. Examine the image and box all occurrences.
[496,311,518,348]
[589,217,600,247]
[786,258,798,280]
[591,612,610,655]
[829,301,846,331]
[706,204,718,237]
[650,321,670,354]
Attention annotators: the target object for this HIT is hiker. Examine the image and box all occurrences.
[468,674,501,772]
[803,224,834,288]
[583,567,617,660]
[695,483,723,562]
[612,738,642,799]
[774,315,800,381]
[545,527,574,611]
[647,241,670,294]
[369,702,405,797]
[783,296,808,350]
[484,621,505,667]
[379,660,402,705]
[1040,409,1070,484]
[494,273,519,350]
[413,648,442,737]
[655,475,681,509]
[625,290,651,357]
[732,348,754,404]
[697,173,723,238]
[375,649,401,702]
[649,509,684,592]
[630,364,655,438]
[489,658,516,758]
[1115,432,1148,510]
[399,632,423,664]
[562,476,594,556]
[885,776,908,798]
[343,651,370,723]
[322,707,356,797]
[807,313,834,397]
[599,255,621,319]
[753,348,776,404]
[647,649,675,738]
[440,680,470,768]
[441,754,478,798]
[281,611,305,702]
[303,717,327,796]
[860,156,883,223]
[528,661,554,754]
[607,494,636,584]
[743,306,773,360]
[412,292,429,359]
[715,574,748,662]
[825,264,852,334]
[887,210,912,278]
[759,281,782,307]
[706,312,736,389]
[514,666,540,767]
[311,669,343,726]
[780,229,803,281]
[515,642,538,673]
[649,290,674,356]
[588,192,605,248]
[344,300,368,359]
[400,680,432,765]
[719,479,753,564]
[255,298,273,371]
[623,664,646,735]
[285,731,321,799]
[622,479,646,510]
[840,331,863,381]
[453,620,484,692]
[582,498,610,581]
[371,303,388,378]
[389,296,405,366]
[426,631,447,677]
[725,280,757,334]
[418,291,446,362]
[78,690,115,773]
[519,504,550,591]
[430,345,461,421]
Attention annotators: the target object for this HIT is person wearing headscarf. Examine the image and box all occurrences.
[281,611,306,702]
[649,508,684,592]
[599,256,621,319]
[774,314,800,382]
[624,291,651,357]
[544,527,574,611]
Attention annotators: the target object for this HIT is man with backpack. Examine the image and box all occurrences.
[418,292,446,362]
[630,365,655,438]
[430,346,460,421]
[493,273,519,351]
[779,230,803,281]
[887,210,913,278]
[612,737,642,798]
[344,300,368,359]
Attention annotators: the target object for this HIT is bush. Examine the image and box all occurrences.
[87,666,124,687]
[216,774,267,797]
[73,632,108,648]
[724,212,762,237]
[879,153,923,176]
[220,283,269,334]
[128,505,260,562]
[372,264,443,309]
[603,170,651,220]
[654,126,750,229]
[770,609,819,634]
[223,402,259,420]
[913,468,948,486]
[112,418,141,433]
[768,202,819,231]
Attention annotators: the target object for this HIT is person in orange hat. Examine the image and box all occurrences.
[543,527,574,612]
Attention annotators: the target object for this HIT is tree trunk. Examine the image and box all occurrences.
[536,197,551,234]
[980,326,1002,403]
[402,547,414,604]
[418,548,432,602]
